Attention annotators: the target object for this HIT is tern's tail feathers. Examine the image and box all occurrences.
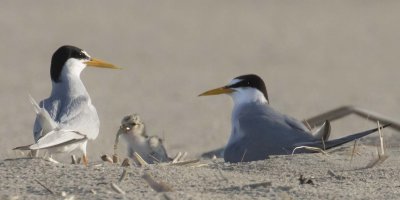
[311,120,331,141]
[29,130,87,150]
[295,124,391,150]
[29,95,41,114]
[29,95,58,133]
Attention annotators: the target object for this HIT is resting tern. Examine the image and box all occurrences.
[116,114,170,164]
[14,45,120,165]
[199,74,389,163]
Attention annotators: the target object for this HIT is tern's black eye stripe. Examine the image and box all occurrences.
[72,51,89,59]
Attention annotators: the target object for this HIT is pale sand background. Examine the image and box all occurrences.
[1,1,400,199]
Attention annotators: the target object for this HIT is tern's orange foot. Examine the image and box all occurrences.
[82,155,88,167]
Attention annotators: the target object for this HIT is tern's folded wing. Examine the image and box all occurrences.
[29,130,87,150]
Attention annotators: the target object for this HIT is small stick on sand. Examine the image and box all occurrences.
[142,173,174,192]
[349,140,358,164]
[304,120,312,131]
[112,154,119,164]
[327,169,345,180]
[110,183,126,195]
[118,168,128,183]
[34,179,55,195]
[240,149,248,162]
[362,121,389,169]
[171,152,182,163]
[121,158,130,167]
[101,155,113,163]
[179,152,188,161]
[133,152,149,167]
[169,159,200,166]
[292,146,327,155]
[71,155,77,164]
[377,121,385,156]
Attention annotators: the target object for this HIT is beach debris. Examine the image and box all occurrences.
[34,179,55,194]
[292,146,328,155]
[220,181,272,191]
[90,189,97,194]
[240,149,248,162]
[240,181,272,189]
[71,155,80,164]
[101,155,113,163]
[169,159,201,166]
[118,168,128,183]
[110,183,126,195]
[112,154,119,163]
[362,121,389,169]
[303,105,400,131]
[377,121,386,156]
[298,175,314,185]
[142,173,174,192]
[171,152,186,163]
[349,140,360,164]
[42,156,60,164]
[133,152,149,167]
[327,169,345,180]
[121,158,130,167]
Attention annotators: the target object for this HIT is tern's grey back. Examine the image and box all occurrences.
[225,102,316,162]
[33,94,99,142]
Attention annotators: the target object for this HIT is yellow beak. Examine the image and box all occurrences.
[84,58,121,69]
[198,86,234,96]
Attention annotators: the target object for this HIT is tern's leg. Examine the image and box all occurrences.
[82,154,88,166]
[303,106,400,131]
[80,141,88,166]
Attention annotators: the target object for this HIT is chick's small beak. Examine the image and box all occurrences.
[84,58,121,69]
[198,86,234,96]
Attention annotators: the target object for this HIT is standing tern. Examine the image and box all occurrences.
[199,74,389,163]
[14,45,120,165]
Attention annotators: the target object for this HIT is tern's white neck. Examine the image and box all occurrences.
[227,88,268,145]
[51,59,88,97]
[229,88,268,107]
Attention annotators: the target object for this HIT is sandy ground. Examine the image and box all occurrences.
[1,0,400,199]
[2,147,400,199]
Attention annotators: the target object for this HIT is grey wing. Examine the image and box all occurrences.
[284,115,310,132]
[224,105,314,162]
[33,100,56,142]
[33,117,43,142]
[58,96,99,139]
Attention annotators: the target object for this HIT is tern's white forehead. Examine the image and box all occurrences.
[228,78,242,86]
[81,50,91,59]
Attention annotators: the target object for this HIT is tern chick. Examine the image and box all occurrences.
[117,114,170,164]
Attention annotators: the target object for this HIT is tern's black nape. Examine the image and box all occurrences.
[50,45,90,83]
[228,74,269,102]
